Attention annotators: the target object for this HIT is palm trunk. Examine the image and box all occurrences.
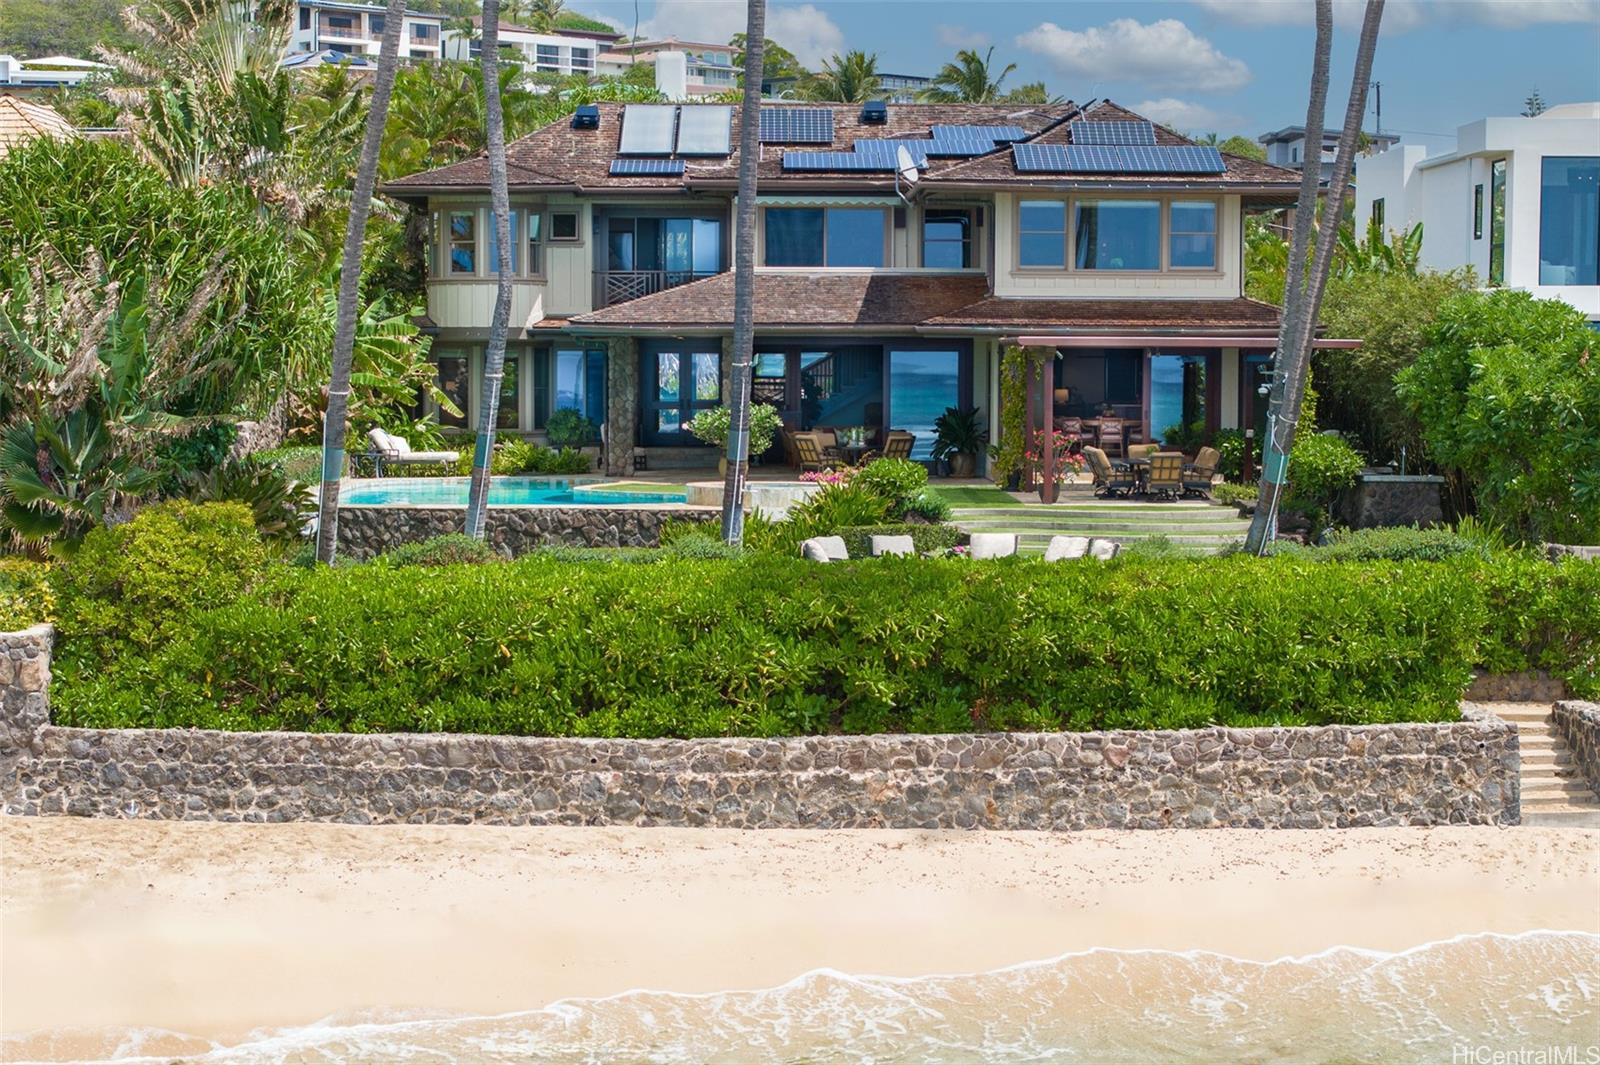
[314,0,409,564]
[464,0,514,539]
[1245,2,1338,551]
[719,0,765,544]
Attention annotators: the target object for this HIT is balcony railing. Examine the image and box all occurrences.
[594,269,719,308]
[317,15,368,41]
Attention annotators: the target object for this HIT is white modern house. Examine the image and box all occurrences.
[284,0,446,60]
[0,55,111,94]
[1259,125,1400,185]
[1353,102,1600,322]
[594,39,737,96]
[441,17,618,76]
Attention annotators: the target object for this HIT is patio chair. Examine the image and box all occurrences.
[793,433,841,474]
[1088,538,1121,560]
[1083,446,1138,498]
[870,534,916,557]
[364,429,460,476]
[800,535,849,562]
[779,429,801,469]
[1096,418,1126,458]
[1055,417,1091,447]
[1146,452,1185,499]
[1126,443,1158,460]
[879,431,915,461]
[1043,535,1091,562]
[1182,446,1221,499]
[968,533,1018,559]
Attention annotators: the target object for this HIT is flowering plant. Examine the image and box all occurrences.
[1024,429,1088,485]
[800,467,855,486]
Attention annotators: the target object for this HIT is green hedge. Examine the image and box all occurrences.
[833,524,963,558]
[45,546,1599,736]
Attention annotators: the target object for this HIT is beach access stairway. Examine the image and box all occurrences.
[1486,702,1600,828]
[950,494,1252,555]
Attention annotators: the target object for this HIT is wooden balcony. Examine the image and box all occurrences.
[593,269,719,308]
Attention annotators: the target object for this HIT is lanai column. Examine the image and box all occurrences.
[1037,348,1057,504]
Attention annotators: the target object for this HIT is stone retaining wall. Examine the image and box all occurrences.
[1335,473,1446,529]
[1552,701,1600,797]
[1,626,1520,829]
[337,505,717,560]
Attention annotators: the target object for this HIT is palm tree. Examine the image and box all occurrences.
[720,0,765,545]
[465,0,515,539]
[918,47,1015,103]
[314,0,410,564]
[803,50,879,104]
[1244,0,1385,554]
[528,0,565,32]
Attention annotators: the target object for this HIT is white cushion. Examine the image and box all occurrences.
[968,533,1017,560]
[801,539,832,563]
[367,428,394,453]
[1043,535,1090,562]
[1088,539,1120,560]
[812,535,849,561]
[402,450,460,464]
[870,534,915,557]
[388,433,412,455]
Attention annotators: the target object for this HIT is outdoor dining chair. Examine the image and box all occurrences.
[1182,446,1222,499]
[1146,452,1185,499]
[1083,446,1138,498]
[1096,418,1126,457]
[793,433,842,474]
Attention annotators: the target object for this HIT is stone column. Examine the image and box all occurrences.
[605,336,638,476]
[1,624,53,811]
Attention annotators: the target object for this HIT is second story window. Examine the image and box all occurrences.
[448,211,476,274]
[536,44,560,68]
[1018,200,1066,267]
[550,210,580,243]
[412,22,436,41]
[369,14,384,34]
[763,207,887,268]
[526,212,543,275]
[1490,159,1507,285]
[923,208,973,268]
[1540,156,1599,286]
[1168,201,1217,269]
[488,212,520,274]
[1074,200,1160,271]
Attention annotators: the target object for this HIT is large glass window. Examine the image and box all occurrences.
[763,207,886,267]
[526,211,543,275]
[1018,200,1066,267]
[1168,201,1217,269]
[448,211,476,274]
[923,208,973,268]
[1490,159,1507,286]
[487,211,519,274]
[1074,200,1160,270]
[1540,156,1599,286]
[889,350,961,461]
[435,352,469,428]
[1474,183,1484,240]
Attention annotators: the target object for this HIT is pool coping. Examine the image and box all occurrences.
[338,476,713,510]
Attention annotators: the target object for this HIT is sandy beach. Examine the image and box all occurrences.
[2,818,1597,1061]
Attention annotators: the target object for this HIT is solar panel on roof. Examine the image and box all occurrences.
[609,158,686,176]
[1011,143,1225,174]
[675,105,732,156]
[618,104,677,155]
[927,124,1027,156]
[781,150,899,171]
[759,107,834,143]
[1069,120,1157,145]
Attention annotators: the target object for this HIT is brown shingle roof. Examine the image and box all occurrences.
[384,98,1301,197]
[0,94,75,158]
[569,272,1281,334]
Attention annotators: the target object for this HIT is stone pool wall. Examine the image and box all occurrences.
[1551,701,1600,798]
[337,505,717,559]
[2,626,1520,829]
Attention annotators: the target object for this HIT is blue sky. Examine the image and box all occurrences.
[575,0,1600,151]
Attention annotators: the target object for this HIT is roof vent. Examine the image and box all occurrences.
[571,104,600,130]
[860,100,888,125]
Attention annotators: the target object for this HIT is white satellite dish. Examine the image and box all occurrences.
[894,145,920,202]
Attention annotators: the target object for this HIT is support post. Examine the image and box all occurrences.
[1039,350,1057,503]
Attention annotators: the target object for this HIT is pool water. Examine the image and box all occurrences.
[340,478,687,507]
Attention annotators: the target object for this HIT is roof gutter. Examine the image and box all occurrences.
[1012,334,1362,349]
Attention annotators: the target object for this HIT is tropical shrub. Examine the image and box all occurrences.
[1213,429,1245,481]
[529,446,590,475]
[1315,526,1489,562]
[1396,289,1600,543]
[253,446,323,484]
[685,404,783,456]
[1287,433,1364,511]
[545,408,598,449]
[1211,482,1257,506]
[930,405,988,463]
[899,490,953,524]
[384,534,502,567]
[184,461,314,544]
[744,481,891,556]
[53,501,267,655]
[45,552,1598,733]
[833,523,962,558]
[0,557,55,629]
[853,458,929,517]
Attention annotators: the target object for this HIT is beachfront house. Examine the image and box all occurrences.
[1352,102,1600,326]
[382,99,1310,477]
[282,0,447,60]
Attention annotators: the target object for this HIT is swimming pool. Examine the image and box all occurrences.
[340,477,689,507]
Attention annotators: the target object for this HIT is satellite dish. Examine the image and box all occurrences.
[895,145,920,185]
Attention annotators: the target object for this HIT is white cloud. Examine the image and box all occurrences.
[635,1,844,68]
[1130,98,1230,132]
[1188,0,1595,33]
[1016,18,1251,93]
[936,24,992,49]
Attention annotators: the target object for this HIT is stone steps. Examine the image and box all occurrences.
[1475,702,1600,827]
[951,502,1250,555]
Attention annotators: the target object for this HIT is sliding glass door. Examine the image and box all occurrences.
[640,345,722,445]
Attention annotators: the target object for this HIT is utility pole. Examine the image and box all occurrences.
[1370,80,1382,135]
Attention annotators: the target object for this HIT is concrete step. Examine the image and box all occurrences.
[1519,782,1600,802]
[1521,752,1575,769]
[1523,809,1600,828]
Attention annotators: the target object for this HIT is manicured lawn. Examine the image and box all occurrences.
[928,485,1021,507]
[590,481,690,494]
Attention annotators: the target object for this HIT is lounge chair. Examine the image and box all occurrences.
[968,532,1018,559]
[1182,446,1221,499]
[1146,452,1184,499]
[364,429,460,476]
[1083,446,1138,498]
[870,534,915,557]
[793,433,842,474]
[878,431,915,461]
[800,535,850,562]
[1043,535,1091,561]
[1088,538,1121,560]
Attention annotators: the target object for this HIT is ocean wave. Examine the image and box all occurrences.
[8,931,1598,1064]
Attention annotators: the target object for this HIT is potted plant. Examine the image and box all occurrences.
[931,406,987,478]
[685,405,783,475]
